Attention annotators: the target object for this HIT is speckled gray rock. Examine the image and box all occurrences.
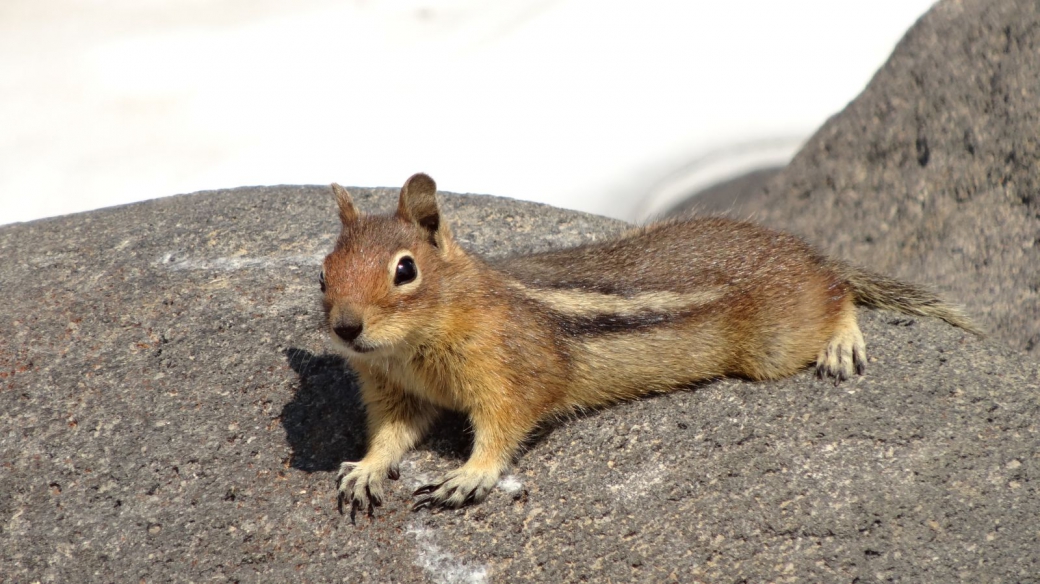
[1,184,1038,582]
[731,0,1040,354]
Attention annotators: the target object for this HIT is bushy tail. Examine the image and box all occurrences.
[830,261,984,337]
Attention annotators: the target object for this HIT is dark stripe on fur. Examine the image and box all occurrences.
[552,309,686,337]
[514,278,636,297]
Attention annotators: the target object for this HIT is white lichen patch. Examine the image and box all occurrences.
[407,525,489,584]
[497,474,523,497]
[159,253,321,271]
[607,461,668,503]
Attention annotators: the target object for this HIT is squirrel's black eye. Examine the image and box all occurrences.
[318,269,326,293]
[394,256,417,286]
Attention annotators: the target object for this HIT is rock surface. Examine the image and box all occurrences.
[727,0,1040,353]
[2,184,1038,582]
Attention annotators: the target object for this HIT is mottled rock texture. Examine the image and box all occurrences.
[697,0,1040,354]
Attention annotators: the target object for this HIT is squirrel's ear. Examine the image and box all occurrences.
[331,183,358,225]
[396,173,446,245]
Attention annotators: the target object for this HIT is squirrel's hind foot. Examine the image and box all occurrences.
[815,312,867,384]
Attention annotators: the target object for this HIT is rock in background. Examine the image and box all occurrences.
[706,0,1040,353]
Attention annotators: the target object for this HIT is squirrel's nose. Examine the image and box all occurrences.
[333,322,363,343]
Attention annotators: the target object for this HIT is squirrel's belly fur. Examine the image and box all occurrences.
[320,173,980,516]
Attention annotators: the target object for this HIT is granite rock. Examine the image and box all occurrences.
[2,185,1038,582]
[737,0,1040,353]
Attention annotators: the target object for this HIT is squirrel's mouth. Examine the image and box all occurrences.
[348,341,374,354]
[342,337,381,354]
[329,333,377,355]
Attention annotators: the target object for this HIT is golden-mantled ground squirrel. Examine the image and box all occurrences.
[319,173,980,517]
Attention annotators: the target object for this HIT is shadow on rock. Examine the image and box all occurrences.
[280,348,476,471]
[280,348,366,473]
[279,347,711,477]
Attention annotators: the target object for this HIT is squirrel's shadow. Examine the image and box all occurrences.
[281,349,715,475]
[280,348,710,475]
[280,347,477,472]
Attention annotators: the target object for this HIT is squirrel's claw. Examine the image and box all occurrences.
[335,489,367,524]
[412,487,473,512]
[411,468,498,511]
[411,496,435,512]
[412,482,442,497]
[336,461,386,521]
[412,486,481,512]
[411,481,447,511]
[814,318,868,385]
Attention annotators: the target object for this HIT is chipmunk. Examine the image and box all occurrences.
[319,173,980,517]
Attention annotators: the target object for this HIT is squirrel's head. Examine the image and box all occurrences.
[320,173,462,358]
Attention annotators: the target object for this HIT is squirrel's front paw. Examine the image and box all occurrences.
[337,461,399,520]
[412,466,500,511]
